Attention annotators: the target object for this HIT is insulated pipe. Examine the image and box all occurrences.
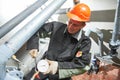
[0,0,48,39]
[0,0,66,79]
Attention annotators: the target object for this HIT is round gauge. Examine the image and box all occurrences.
[37,60,49,73]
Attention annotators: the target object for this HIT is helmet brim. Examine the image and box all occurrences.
[67,12,89,22]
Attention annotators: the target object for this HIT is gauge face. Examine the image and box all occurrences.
[37,60,49,73]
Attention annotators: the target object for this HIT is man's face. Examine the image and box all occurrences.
[67,19,86,34]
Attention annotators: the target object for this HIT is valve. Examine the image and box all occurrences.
[88,58,99,74]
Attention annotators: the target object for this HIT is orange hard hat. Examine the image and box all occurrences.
[67,3,91,22]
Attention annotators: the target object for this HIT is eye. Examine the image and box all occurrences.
[73,24,79,26]
[72,24,80,27]
[69,21,72,24]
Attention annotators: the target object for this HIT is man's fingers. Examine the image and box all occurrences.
[46,59,52,64]
[29,49,38,58]
[43,66,51,74]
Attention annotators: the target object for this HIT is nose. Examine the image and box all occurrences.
[69,23,73,28]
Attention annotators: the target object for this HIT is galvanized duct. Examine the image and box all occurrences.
[0,0,48,38]
[0,0,66,79]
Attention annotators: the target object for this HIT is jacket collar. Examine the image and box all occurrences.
[64,28,82,41]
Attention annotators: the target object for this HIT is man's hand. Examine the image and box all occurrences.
[43,59,58,75]
[29,49,38,58]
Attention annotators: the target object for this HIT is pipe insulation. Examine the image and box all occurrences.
[0,0,66,79]
[0,0,48,38]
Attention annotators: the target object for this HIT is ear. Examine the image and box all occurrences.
[81,22,86,29]
[83,22,86,27]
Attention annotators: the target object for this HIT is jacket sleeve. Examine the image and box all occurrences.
[26,22,54,50]
[26,32,39,51]
[26,21,62,50]
[58,36,91,79]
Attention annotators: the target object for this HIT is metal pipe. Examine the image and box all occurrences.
[98,34,104,56]
[109,0,120,55]
[0,0,66,79]
[55,0,80,14]
[92,28,103,56]
[110,0,120,45]
[55,8,70,14]
[0,0,48,39]
[85,28,104,56]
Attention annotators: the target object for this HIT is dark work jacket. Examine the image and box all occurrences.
[27,21,91,79]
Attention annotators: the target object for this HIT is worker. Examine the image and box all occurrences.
[25,3,91,80]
